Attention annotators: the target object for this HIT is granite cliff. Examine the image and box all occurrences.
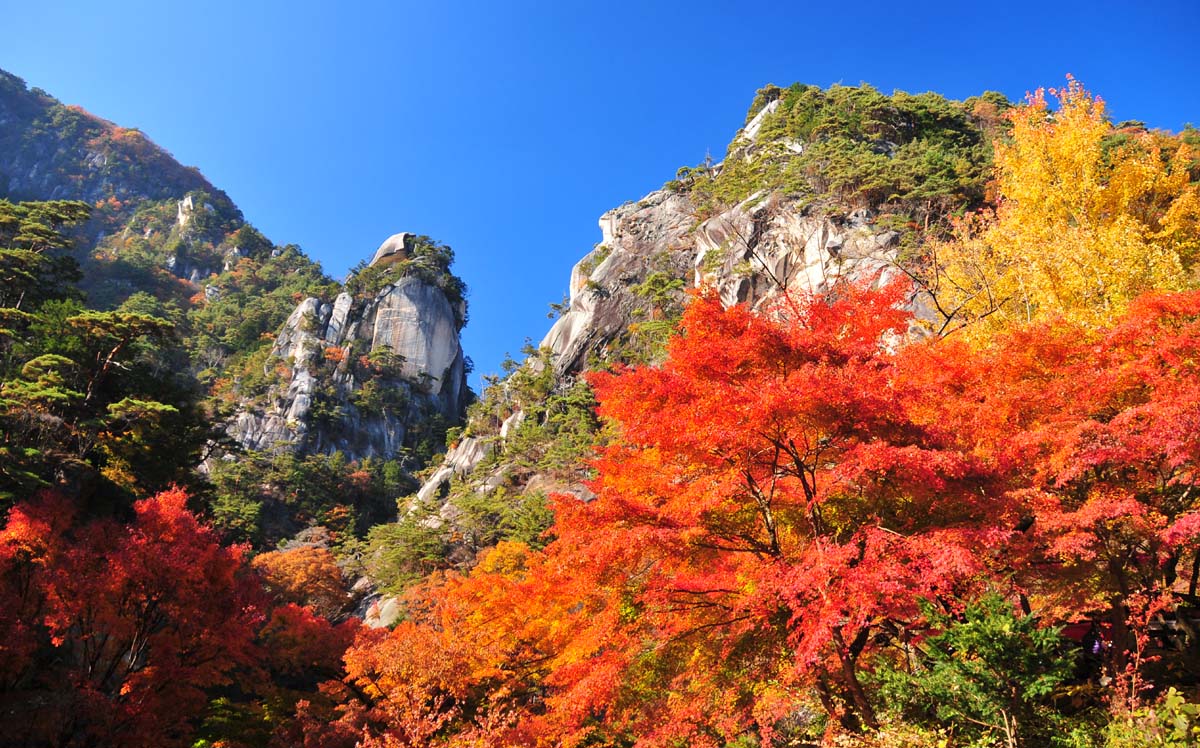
[228,233,470,461]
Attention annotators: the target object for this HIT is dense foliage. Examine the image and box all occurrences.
[0,199,210,507]
[0,487,361,748]
[301,279,1200,748]
[287,81,1200,748]
[921,78,1200,336]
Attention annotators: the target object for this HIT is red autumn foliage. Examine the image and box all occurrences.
[300,284,1009,745]
[306,282,1200,746]
[0,488,266,748]
[900,289,1200,692]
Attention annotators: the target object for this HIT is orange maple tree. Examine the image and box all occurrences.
[253,544,350,619]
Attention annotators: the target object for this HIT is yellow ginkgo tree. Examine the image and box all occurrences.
[924,77,1200,336]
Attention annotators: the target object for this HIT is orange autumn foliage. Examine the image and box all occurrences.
[313,284,1023,745]
[253,545,349,620]
[293,275,1200,747]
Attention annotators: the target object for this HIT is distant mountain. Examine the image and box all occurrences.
[0,69,238,232]
[0,67,471,547]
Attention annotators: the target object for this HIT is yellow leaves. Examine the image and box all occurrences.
[932,78,1200,338]
[476,540,532,579]
[1156,178,1200,268]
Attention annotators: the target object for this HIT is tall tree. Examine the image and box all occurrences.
[0,201,209,504]
[901,290,1200,700]
[924,78,1200,335]
[0,488,265,748]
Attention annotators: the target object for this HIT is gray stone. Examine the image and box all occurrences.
[225,236,468,464]
[363,596,403,629]
[325,292,354,344]
[367,277,460,387]
[499,410,525,441]
[176,194,194,227]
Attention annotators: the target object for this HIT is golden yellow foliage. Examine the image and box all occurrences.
[927,77,1200,336]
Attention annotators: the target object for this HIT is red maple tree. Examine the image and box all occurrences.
[0,488,266,747]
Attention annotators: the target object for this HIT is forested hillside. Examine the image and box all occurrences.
[2,70,1200,747]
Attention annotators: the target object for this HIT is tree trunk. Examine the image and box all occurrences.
[833,628,878,730]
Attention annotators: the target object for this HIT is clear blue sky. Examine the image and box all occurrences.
[4,0,1198,385]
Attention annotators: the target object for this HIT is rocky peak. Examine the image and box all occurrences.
[370,232,414,267]
[228,233,470,464]
[412,180,913,532]
[538,187,909,377]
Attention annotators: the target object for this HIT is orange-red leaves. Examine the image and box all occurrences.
[253,545,349,619]
[0,488,265,747]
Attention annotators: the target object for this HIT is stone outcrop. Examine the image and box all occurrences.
[539,189,697,374]
[229,246,469,462]
[538,188,911,377]
[370,232,414,267]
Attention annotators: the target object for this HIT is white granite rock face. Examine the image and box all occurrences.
[693,195,903,309]
[367,277,461,388]
[741,98,780,142]
[176,194,194,227]
[324,292,354,344]
[370,232,413,267]
[227,251,467,461]
[539,189,696,374]
[414,435,491,504]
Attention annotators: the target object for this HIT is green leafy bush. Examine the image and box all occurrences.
[686,83,1009,223]
[875,593,1077,748]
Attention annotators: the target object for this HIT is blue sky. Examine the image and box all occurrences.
[4,0,1198,384]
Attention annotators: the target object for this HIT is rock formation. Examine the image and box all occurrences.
[228,234,470,462]
[414,132,920,521]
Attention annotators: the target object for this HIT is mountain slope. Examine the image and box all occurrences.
[0,67,471,547]
[0,69,237,232]
[362,83,1011,595]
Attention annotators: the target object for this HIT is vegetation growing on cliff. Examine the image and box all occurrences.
[920,78,1200,336]
[344,235,469,327]
[672,83,1009,226]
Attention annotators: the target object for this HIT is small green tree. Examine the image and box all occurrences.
[877,593,1076,748]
